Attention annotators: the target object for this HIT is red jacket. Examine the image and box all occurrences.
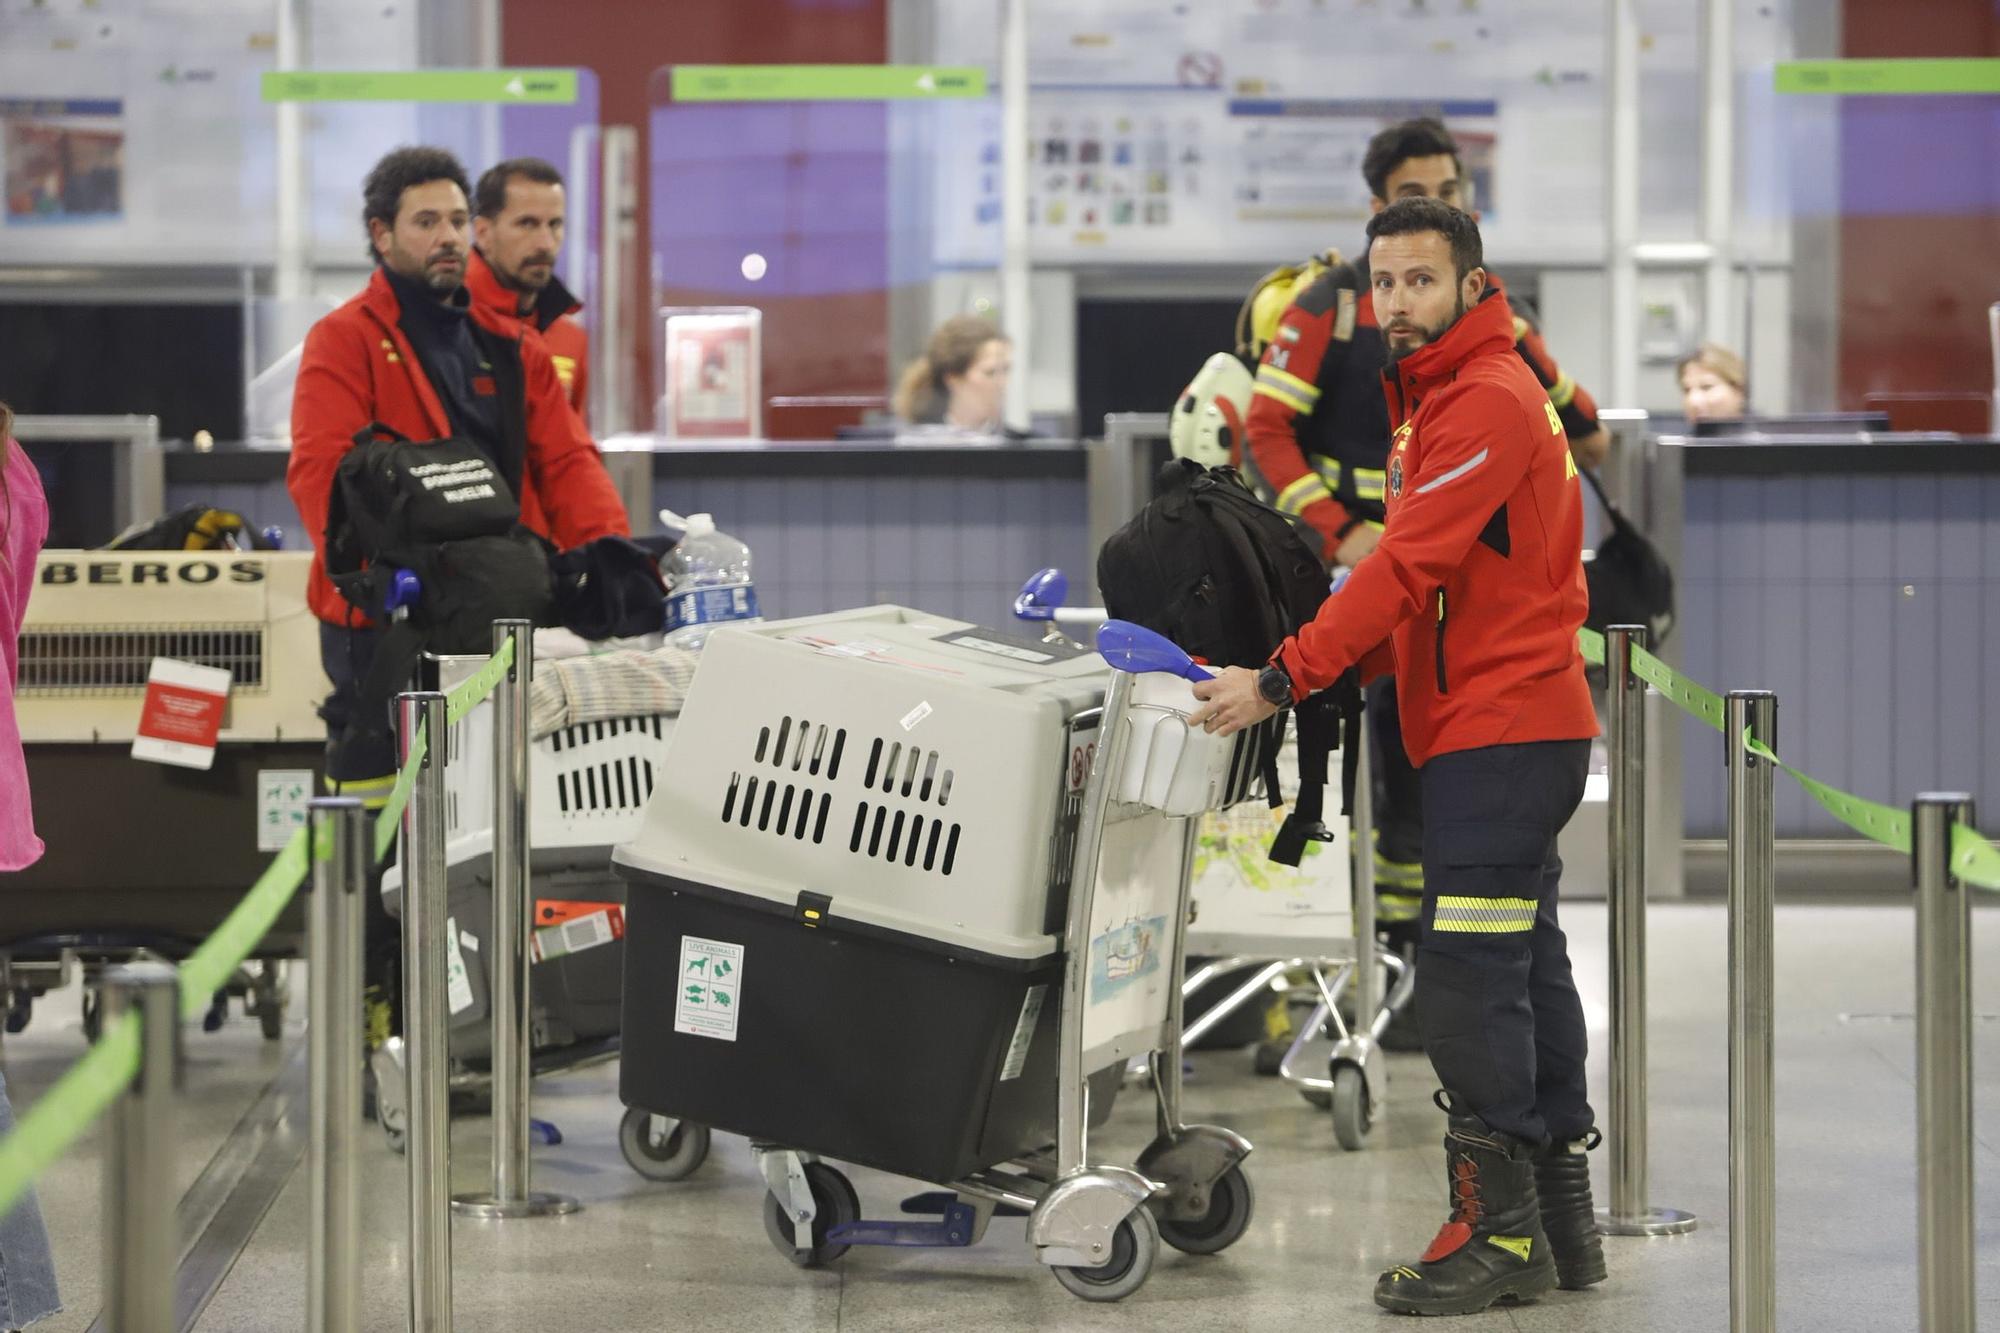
[1246,264,1600,558]
[288,267,628,626]
[1272,288,1598,767]
[467,250,591,425]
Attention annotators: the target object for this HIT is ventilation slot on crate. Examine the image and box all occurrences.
[848,801,961,875]
[758,718,845,779]
[724,774,831,844]
[862,738,954,807]
[18,624,266,696]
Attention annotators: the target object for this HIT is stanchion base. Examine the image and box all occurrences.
[1596,1206,1697,1237]
[451,1191,581,1220]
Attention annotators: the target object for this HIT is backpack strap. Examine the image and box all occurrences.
[347,616,429,745]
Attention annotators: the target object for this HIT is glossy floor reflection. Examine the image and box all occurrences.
[5,900,1998,1330]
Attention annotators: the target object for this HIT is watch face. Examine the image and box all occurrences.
[1259,666,1288,704]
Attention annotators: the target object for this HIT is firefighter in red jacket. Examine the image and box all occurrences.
[288,146,627,1040]
[1193,199,1604,1317]
[468,156,592,425]
[1244,118,1607,943]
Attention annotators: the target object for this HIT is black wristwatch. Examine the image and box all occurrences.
[1257,661,1294,707]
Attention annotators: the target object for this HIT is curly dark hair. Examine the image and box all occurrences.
[474,157,564,220]
[1365,196,1483,282]
[1361,118,1462,202]
[361,146,472,260]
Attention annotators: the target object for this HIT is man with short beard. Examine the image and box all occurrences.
[1191,197,1603,1318]
[287,145,626,1047]
[468,157,591,423]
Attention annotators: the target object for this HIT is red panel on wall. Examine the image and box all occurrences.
[501,0,889,430]
[1836,0,2000,417]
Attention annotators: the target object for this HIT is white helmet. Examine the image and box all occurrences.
[1169,352,1255,469]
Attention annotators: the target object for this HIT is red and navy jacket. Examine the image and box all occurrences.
[1270,288,1599,767]
[467,250,591,427]
[1244,251,1601,560]
[288,267,627,627]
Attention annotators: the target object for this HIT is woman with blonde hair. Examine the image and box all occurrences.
[894,315,1012,433]
[0,401,63,1330]
[1677,343,1747,422]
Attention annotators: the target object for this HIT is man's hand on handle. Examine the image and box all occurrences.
[1188,666,1280,737]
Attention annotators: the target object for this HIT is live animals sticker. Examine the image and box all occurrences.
[256,770,313,852]
[444,915,475,1016]
[675,935,744,1041]
[900,700,933,732]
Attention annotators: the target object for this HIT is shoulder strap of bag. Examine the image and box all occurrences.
[1579,466,1637,536]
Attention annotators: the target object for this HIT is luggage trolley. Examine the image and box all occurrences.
[614,606,1276,1302]
[1016,568,1414,1150]
[379,652,708,1177]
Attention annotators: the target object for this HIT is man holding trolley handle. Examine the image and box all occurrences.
[1189,197,1604,1317]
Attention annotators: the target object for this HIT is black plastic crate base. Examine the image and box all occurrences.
[619,868,1066,1185]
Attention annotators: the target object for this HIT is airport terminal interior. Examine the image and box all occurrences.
[1,1,1999,1330]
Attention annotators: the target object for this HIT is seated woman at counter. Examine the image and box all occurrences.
[1678,343,1748,421]
[893,315,1014,437]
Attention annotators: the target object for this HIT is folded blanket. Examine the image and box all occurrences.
[529,648,699,739]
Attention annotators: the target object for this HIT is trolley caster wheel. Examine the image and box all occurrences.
[1156,1166,1255,1256]
[81,991,103,1044]
[202,991,228,1034]
[1050,1206,1159,1303]
[762,1162,859,1268]
[258,1000,284,1040]
[5,990,32,1034]
[1331,1064,1372,1152]
[619,1107,710,1182]
[1252,1039,1288,1077]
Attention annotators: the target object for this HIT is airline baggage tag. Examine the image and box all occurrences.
[132,658,231,770]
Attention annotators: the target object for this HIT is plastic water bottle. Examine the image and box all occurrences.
[663,513,762,651]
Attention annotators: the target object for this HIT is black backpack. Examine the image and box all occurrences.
[1580,468,1675,645]
[324,422,557,738]
[1096,460,1361,865]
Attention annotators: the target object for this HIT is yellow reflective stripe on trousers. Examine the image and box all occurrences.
[1432,895,1537,933]
[325,772,398,811]
[1276,472,1334,516]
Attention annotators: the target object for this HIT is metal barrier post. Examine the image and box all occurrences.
[1351,704,1378,1029]
[398,691,453,1332]
[1599,627,1695,1237]
[307,797,367,1333]
[1912,793,1976,1332]
[100,961,179,1333]
[1725,690,1777,1333]
[454,620,577,1220]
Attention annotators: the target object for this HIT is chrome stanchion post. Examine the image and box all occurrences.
[454,620,578,1220]
[307,797,366,1333]
[1725,690,1777,1333]
[1600,626,1694,1237]
[100,960,179,1333]
[1351,705,1378,1032]
[1912,793,1976,1333]
[398,691,453,1332]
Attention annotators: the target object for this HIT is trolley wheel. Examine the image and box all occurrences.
[5,989,31,1034]
[1331,1064,1372,1152]
[1050,1206,1159,1303]
[1156,1166,1255,1256]
[81,990,103,1044]
[202,991,228,1034]
[762,1162,859,1268]
[619,1107,710,1182]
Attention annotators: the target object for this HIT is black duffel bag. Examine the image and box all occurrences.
[324,422,557,738]
[1580,466,1675,645]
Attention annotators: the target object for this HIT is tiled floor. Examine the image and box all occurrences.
[6,900,1998,1331]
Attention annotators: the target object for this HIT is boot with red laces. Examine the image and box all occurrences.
[1375,1094,1557,1316]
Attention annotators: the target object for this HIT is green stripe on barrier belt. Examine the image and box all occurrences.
[1952,827,2000,891]
[0,637,522,1221]
[0,1011,140,1218]
[1577,627,1606,666]
[1742,728,1912,855]
[1630,646,1726,733]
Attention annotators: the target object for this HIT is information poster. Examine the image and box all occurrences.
[661,307,762,439]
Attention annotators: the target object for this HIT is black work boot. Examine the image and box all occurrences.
[1534,1131,1607,1290]
[1375,1102,1557,1316]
